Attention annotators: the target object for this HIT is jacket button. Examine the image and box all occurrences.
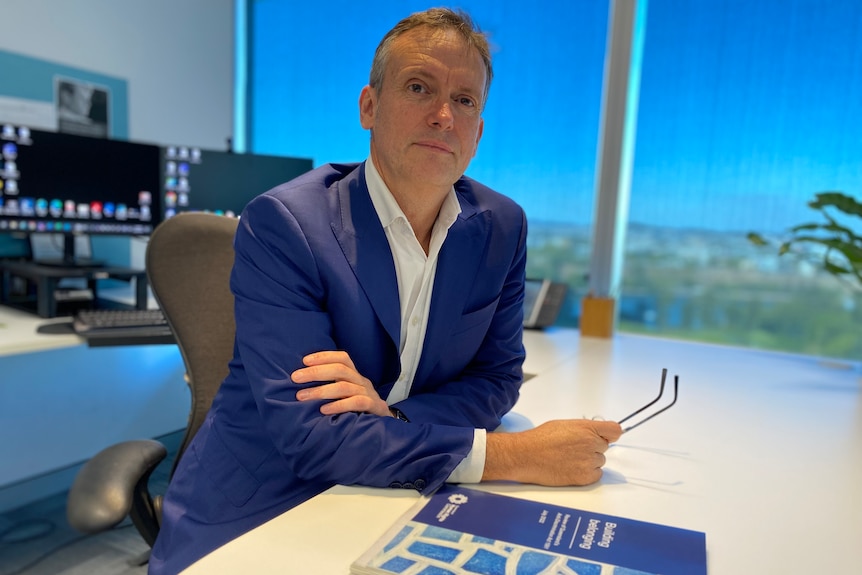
[414,479,426,490]
[389,482,402,489]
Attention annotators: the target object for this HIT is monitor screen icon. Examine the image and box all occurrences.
[2,142,16,159]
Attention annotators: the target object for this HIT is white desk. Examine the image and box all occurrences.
[183,329,862,574]
[0,304,82,356]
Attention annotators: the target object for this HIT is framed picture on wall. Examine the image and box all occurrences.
[54,76,110,138]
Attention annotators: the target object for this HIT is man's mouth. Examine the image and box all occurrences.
[414,140,453,154]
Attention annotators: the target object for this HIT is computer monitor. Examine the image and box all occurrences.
[0,124,162,265]
[161,146,313,220]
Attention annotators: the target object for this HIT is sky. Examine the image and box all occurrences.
[631,0,862,231]
[250,0,862,233]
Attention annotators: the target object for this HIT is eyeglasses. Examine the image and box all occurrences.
[617,368,679,433]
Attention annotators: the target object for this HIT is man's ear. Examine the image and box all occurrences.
[359,85,376,130]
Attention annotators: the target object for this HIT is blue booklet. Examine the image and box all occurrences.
[351,484,707,575]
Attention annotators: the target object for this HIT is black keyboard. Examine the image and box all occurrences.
[73,308,172,337]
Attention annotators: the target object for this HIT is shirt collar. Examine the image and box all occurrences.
[365,156,462,231]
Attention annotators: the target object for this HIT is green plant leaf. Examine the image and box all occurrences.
[746,232,768,246]
[810,192,862,218]
[790,221,858,243]
[790,235,861,256]
[789,223,824,232]
[746,190,862,290]
[823,261,852,275]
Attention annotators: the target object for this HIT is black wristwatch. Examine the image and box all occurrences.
[389,407,410,422]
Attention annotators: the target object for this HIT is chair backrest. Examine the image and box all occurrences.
[146,212,238,474]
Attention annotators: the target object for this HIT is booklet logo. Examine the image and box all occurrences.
[436,492,469,522]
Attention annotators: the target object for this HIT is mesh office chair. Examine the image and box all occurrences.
[66,212,239,550]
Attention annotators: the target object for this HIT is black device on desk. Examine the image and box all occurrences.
[523,278,567,329]
[73,308,172,339]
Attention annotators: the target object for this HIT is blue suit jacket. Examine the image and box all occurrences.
[149,162,527,574]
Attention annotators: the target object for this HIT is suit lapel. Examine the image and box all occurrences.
[414,195,489,387]
[330,164,401,349]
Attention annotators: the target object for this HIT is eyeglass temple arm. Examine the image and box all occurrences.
[618,368,667,425]
[620,375,679,433]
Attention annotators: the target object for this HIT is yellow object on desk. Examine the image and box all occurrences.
[579,295,615,338]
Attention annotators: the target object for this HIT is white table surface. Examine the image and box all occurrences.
[183,329,862,574]
[0,305,81,356]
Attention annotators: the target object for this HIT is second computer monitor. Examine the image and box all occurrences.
[162,147,313,219]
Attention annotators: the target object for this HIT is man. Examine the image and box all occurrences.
[149,8,621,574]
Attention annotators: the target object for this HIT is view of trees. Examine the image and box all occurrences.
[526,221,861,361]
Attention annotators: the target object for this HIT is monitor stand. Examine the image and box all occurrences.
[33,233,104,268]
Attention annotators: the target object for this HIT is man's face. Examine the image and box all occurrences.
[359,27,486,195]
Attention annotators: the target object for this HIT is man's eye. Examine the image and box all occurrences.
[408,83,425,93]
[458,97,477,108]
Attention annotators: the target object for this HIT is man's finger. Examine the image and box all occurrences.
[591,420,623,443]
[302,351,356,370]
[319,396,376,415]
[292,363,356,384]
[296,381,364,401]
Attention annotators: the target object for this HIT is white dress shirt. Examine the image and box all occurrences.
[364,157,486,484]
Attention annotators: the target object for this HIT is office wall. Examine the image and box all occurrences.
[0,0,234,149]
[0,0,235,264]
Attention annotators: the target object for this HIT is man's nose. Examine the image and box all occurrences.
[428,99,454,129]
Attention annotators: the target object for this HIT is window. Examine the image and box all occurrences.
[623,0,862,359]
[245,1,859,359]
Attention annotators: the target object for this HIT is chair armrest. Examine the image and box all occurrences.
[66,439,168,535]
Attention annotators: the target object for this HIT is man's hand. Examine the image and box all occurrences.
[292,351,391,417]
[483,419,623,486]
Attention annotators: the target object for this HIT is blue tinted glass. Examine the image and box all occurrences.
[623,0,862,358]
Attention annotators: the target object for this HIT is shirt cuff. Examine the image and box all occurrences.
[446,428,486,484]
